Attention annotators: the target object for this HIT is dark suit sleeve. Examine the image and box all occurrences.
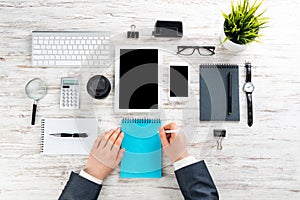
[58,172,102,200]
[175,161,219,200]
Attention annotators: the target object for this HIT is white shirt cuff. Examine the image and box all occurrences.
[79,170,103,185]
[173,156,198,171]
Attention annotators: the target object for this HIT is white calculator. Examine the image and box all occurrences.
[60,77,80,109]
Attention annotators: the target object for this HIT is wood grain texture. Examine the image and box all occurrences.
[1,0,300,199]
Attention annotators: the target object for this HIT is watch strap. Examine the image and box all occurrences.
[246,93,253,127]
[245,62,251,82]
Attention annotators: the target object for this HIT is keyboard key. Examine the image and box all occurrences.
[33,55,44,60]
[33,50,42,54]
[56,60,82,66]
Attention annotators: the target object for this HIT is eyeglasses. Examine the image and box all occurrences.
[177,46,215,56]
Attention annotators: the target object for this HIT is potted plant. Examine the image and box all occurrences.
[221,0,268,52]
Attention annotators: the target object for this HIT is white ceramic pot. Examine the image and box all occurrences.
[220,30,247,52]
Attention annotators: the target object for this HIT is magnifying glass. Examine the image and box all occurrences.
[25,78,47,125]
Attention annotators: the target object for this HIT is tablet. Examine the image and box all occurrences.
[115,46,162,112]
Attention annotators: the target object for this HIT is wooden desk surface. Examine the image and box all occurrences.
[1,0,299,199]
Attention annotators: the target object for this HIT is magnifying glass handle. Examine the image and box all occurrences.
[31,103,37,125]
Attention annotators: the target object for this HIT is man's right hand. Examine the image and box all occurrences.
[159,122,189,163]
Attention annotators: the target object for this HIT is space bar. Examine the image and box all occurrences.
[56,60,82,66]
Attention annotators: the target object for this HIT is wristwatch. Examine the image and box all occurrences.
[243,61,255,127]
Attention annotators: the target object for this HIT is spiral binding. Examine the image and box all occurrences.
[122,118,161,124]
[200,63,238,68]
[40,119,45,153]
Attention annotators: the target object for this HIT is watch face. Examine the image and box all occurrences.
[243,82,254,93]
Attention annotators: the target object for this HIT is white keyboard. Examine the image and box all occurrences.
[32,31,110,67]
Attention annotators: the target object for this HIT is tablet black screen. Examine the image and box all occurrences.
[119,49,158,109]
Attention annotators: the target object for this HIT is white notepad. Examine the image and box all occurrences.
[41,118,98,155]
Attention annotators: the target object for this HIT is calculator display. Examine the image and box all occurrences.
[63,80,79,85]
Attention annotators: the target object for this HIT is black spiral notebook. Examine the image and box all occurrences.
[200,64,240,121]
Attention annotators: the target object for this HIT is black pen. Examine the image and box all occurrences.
[227,72,232,115]
[50,133,88,137]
